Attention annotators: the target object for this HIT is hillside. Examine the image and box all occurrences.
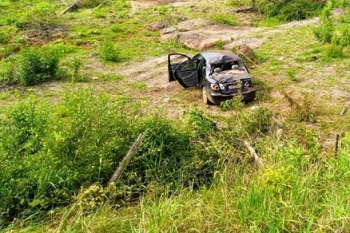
[0,0,350,232]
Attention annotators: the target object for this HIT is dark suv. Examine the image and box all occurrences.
[168,51,256,104]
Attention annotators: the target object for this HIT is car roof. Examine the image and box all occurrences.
[200,51,242,64]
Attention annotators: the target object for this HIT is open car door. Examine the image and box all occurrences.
[168,53,199,87]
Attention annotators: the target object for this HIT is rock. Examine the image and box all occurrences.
[161,27,176,35]
[176,18,213,32]
[147,21,169,31]
[235,44,257,63]
[160,27,178,41]
[178,32,231,51]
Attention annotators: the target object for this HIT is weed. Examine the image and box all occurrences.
[283,92,316,123]
[314,21,334,43]
[286,68,299,82]
[324,44,344,59]
[99,41,120,62]
[101,74,125,81]
[110,24,127,33]
[256,0,325,21]
[158,6,168,16]
[16,45,63,86]
[210,13,237,26]
[220,96,244,111]
[78,0,104,8]
[245,106,273,134]
[23,2,61,30]
[214,39,226,50]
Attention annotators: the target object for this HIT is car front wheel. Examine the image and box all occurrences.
[202,87,210,105]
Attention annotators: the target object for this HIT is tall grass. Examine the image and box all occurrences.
[43,131,350,233]
[127,136,348,232]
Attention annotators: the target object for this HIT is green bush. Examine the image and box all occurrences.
[314,9,350,57]
[129,116,217,191]
[220,96,244,111]
[331,24,350,48]
[0,99,50,158]
[314,21,334,43]
[330,0,349,8]
[210,13,237,25]
[0,61,15,84]
[17,46,62,86]
[256,0,326,21]
[0,90,221,227]
[99,41,120,62]
[324,44,344,58]
[78,0,104,8]
[23,2,61,29]
[243,107,273,134]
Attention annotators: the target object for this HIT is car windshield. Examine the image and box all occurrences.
[211,61,245,74]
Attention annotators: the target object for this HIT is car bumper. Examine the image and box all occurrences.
[207,88,256,105]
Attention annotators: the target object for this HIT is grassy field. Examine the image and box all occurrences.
[0,0,349,232]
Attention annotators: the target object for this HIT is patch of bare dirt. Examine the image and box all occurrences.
[85,0,342,121]
[92,14,325,117]
[24,26,67,46]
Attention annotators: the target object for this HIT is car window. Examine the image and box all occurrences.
[179,59,197,71]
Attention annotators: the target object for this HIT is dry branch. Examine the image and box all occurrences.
[91,0,108,13]
[244,140,263,168]
[335,134,340,157]
[340,107,348,116]
[234,7,254,13]
[61,3,79,15]
[107,133,143,186]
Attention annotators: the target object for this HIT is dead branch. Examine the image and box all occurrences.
[335,133,340,157]
[340,107,348,116]
[234,7,254,13]
[107,133,143,186]
[244,140,264,168]
[61,3,79,15]
[91,0,109,13]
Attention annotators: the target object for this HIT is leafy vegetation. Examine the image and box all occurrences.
[0,91,222,227]
[0,0,350,232]
[314,1,350,57]
[99,41,120,62]
[256,0,326,21]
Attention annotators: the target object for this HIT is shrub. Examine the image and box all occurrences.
[210,13,237,25]
[0,61,15,84]
[99,41,120,62]
[314,20,334,43]
[0,90,221,226]
[244,107,273,134]
[330,0,349,8]
[324,44,344,58]
[17,46,62,86]
[0,99,50,158]
[220,96,244,111]
[214,39,226,50]
[23,2,61,30]
[256,0,326,21]
[314,8,350,57]
[78,0,104,8]
[331,24,350,48]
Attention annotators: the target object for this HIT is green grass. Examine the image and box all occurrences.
[1,0,350,232]
[15,135,349,232]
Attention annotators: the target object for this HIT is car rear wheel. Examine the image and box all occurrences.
[202,87,210,105]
